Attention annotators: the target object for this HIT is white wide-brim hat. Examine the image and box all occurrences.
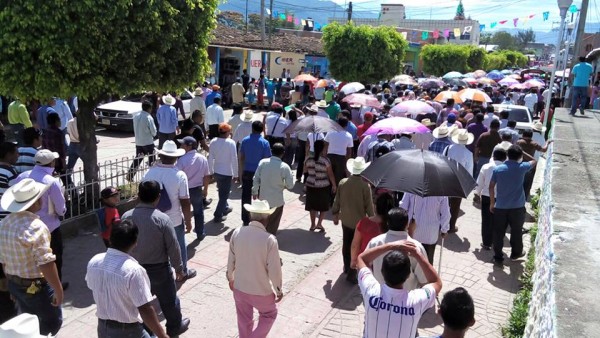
[432,125,450,138]
[162,94,176,106]
[316,100,328,108]
[1,179,50,213]
[0,313,47,338]
[347,157,370,175]
[194,87,204,96]
[532,121,545,132]
[451,130,475,145]
[243,199,276,214]
[242,111,255,122]
[156,140,185,157]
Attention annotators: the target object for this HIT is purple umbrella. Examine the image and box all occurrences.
[390,100,435,117]
[363,117,431,136]
[498,78,520,86]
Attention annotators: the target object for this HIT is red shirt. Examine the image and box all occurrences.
[357,122,372,141]
[356,217,383,254]
[101,206,120,240]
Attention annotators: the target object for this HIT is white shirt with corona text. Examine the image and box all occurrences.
[358,267,436,338]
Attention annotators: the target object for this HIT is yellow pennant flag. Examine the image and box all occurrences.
[454,28,461,37]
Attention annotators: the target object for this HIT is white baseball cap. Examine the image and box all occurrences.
[34,149,59,165]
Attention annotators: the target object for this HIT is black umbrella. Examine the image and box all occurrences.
[360,149,476,198]
[282,115,345,134]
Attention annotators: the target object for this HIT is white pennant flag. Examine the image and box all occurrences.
[265,8,271,15]
[463,26,472,34]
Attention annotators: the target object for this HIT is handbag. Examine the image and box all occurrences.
[156,184,172,212]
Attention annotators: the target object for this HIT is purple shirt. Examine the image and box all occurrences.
[466,122,488,152]
[16,166,66,233]
[175,151,210,189]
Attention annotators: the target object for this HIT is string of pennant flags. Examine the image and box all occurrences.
[270,4,578,41]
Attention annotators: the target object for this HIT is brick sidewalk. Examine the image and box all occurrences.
[57,169,534,337]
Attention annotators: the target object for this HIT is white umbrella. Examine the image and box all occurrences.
[340,82,365,95]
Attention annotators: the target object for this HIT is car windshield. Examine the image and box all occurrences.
[494,106,531,123]
[122,93,145,102]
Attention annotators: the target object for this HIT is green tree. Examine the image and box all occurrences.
[322,23,407,83]
[480,32,493,47]
[466,47,486,71]
[421,45,485,75]
[484,53,510,71]
[249,12,296,32]
[491,31,517,50]
[516,28,536,50]
[0,0,218,184]
[217,10,246,30]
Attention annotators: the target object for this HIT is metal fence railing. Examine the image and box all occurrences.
[58,153,154,221]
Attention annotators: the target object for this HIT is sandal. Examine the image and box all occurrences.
[315,225,325,232]
[309,225,316,231]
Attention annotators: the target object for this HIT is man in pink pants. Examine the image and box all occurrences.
[227,199,284,338]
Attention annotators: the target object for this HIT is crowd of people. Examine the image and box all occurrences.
[2,58,587,337]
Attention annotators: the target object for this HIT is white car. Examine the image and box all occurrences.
[95,91,193,131]
[491,104,534,132]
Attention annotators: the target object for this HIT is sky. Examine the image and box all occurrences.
[330,0,591,32]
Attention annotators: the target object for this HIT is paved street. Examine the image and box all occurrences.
[57,124,536,337]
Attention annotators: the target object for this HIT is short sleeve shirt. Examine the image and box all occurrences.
[304,156,331,188]
[573,62,594,87]
[142,165,189,226]
[358,267,436,338]
[324,131,353,156]
[491,160,532,209]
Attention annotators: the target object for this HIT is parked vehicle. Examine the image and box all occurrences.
[492,104,534,132]
[95,91,193,132]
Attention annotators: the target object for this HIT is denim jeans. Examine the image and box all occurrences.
[214,173,232,219]
[173,224,188,272]
[241,171,254,224]
[189,187,205,237]
[570,86,588,115]
[97,319,151,338]
[67,142,81,170]
[8,279,62,335]
[141,263,182,335]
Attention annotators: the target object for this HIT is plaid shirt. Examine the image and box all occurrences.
[42,126,65,161]
[0,211,55,278]
[428,138,453,154]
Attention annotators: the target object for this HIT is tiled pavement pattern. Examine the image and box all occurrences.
[57,129,536,337]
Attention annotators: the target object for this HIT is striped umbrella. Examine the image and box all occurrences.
[434,91,463,104]
[458,88,492,103]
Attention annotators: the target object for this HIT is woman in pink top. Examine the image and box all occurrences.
[350,193,395,269]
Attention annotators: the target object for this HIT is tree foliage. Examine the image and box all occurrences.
[0,0,219,182]
[516,28,536,50]
[248,12,296,32]
[491,31,517,51]
[217,10,246,30]
[483,51,529,71]
[421,45,486,75]
[322,22,407,83]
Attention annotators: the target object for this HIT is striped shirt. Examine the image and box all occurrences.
[86,248,154,324]
[428,137,453,154]
[0,164,19,219]
[358,267,436,338]
[304,156,331,188]
[399,193,450,245]
[0,211,56,279]
[15,147,38,174]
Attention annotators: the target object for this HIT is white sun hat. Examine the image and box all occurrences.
[346,157,370,175]
[0,179,51,213]
[156,140,185,157]
[243,199,276,214]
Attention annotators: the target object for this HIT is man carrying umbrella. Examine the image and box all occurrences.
[366,132,395,163]
[444,130,475,233]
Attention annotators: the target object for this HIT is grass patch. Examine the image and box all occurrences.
[501,190,540,338]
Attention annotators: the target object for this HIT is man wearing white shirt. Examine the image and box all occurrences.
[324,117,353,185]
[86,221,169,338]
[208,123,238,223]
[357,239,442,338]
[392,134,415,150]
[482,106,499,129]
[233,111,255,145]
[51,98,73,134]
[523,89,538,114]
[445,130,474,233]
[475,149,506,250]
[264,103,289,147]
[190,87,207,125]
[206,97,225,139]
[400,193,450,264]
[366,208,428,290]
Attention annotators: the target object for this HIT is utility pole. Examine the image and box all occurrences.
[347,1,353,22]
[269,0,274,44]
[260,0,266,43]
[245,0,249,33]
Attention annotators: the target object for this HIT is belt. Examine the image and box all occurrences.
[6,275,46,287]
[99,319,141,328]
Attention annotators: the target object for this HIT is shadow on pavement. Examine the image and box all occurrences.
[442,234,471,253]
[204,222,230,237]
[486,262,524,293]
[62,232,106,309]
[277,229,332,254]
[323,274,361,311]
[419,306,443,329]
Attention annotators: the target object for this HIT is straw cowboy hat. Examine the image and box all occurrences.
[243,199,276,214]
[194,87,204,96]
[420,118,435,127]
[451,129,475,145]
[316,100,328,108]
[0,179,51,213]
[532,121,545,132]
[156,140,185,157]
[242,111,255,122]
[346,157,370,175]
[0,314,47,338]
[432,125,454,139]
[162,94,176,106]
